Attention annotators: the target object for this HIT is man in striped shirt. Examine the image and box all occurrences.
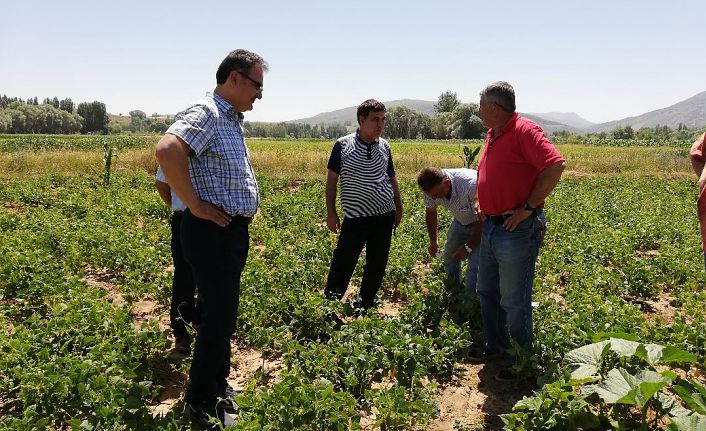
[155,49,266,429]
[417,167,482,301]
[324,99,403,310]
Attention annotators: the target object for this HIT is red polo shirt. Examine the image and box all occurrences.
[690,133,706,252]
[477,113,564,215]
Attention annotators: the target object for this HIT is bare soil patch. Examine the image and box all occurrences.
[428,361,532,430]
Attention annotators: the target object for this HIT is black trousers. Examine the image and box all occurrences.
[181,209,249,404]
[169,211,198,338]
[324,211,395,309]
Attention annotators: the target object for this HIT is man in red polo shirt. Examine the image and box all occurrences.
[689,132,706,270]
[469,81,565,382]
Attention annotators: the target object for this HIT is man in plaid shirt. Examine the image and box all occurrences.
[156,49,267,429]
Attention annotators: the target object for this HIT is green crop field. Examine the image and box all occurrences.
[1,136,706,430]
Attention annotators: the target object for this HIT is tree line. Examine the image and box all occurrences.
[384,91,486,140]
[243,91,487,140]
[108,110,174,135]
[244,121,349,139]
[552,123,704,145]
[0,95,109,134]
[2,92,703,141]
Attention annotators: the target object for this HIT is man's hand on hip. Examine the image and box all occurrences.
[502,208,533,232]
[191,200,232,227]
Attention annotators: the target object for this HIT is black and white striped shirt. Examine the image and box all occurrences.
[327,132,396,218]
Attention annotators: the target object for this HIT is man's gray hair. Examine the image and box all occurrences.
[480,81,516,113]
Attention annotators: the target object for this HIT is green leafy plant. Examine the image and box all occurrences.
[503,337,701,430]
[459,145,481,169]
[102,139,117,186]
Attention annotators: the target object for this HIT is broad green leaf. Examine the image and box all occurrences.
[609,337,641,357]
[661,370,679,381]
[565,340,609,380]
[635,378,671,408]
[584,368,670,407]
[584,368,635,404]
[658,392,692,418]
[668,413,706,431]
[656,346,697,365]
[673,384,706,415]
[513,395,543,411]
[631,342,697,366]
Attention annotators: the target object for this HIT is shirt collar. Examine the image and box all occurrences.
[489,112,519,140]
[212,92,244,121]
[355,129,379,145]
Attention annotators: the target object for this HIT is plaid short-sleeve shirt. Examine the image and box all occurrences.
[166,92,260,217]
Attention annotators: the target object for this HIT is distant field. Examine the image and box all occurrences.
[0,135,695,179]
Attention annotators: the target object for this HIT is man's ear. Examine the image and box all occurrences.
[229,70,239,85]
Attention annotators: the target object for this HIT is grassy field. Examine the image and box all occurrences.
[1,135,705,430]
[0,135,695,179]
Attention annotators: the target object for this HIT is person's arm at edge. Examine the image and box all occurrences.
[425,206,439,256]
[325,169,340,233]
[155,180,172,208]
[155,134,231,227]
[391,176,403,228]
[691,132,706,177]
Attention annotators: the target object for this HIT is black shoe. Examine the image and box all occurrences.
[186,401,235,429]
[466,347,503,364]
[174,334,192,355]
[220,385,240,413]
[495,366,518,382]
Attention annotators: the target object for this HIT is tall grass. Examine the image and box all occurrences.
[0,138,694,179]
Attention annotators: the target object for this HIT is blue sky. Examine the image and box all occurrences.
[2,0,705,123]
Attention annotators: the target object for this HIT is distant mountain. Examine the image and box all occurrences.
[586,91,706,133]
[521,113,582,134]
[289,99,436,125]
[289,99,580,134]
[529,112,595,129]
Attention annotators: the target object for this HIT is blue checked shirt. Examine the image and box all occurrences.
[166,92,260,217]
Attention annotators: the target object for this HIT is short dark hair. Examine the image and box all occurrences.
[216,49,269,85]
[356,99,386,124]
[480,81,516,113]
[417,167,446,191]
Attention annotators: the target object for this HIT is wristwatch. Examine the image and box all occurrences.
[464,244,472,253]
[523,201,537,212]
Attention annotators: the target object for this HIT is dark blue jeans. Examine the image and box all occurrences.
[181,209,249,405]
[169,211,198,338]
[476,210,546,354]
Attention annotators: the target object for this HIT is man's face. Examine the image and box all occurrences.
[359,110,385,140]
[426,177,451,200]
[232,63,264,112]
[478,96,493,128]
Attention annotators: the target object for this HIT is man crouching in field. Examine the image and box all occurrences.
[417,166,482,303]
[155,49,267,429]
[324,99,403,311]
[689,131,706,270]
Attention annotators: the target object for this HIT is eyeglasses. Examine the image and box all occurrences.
[237,71,263,92]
